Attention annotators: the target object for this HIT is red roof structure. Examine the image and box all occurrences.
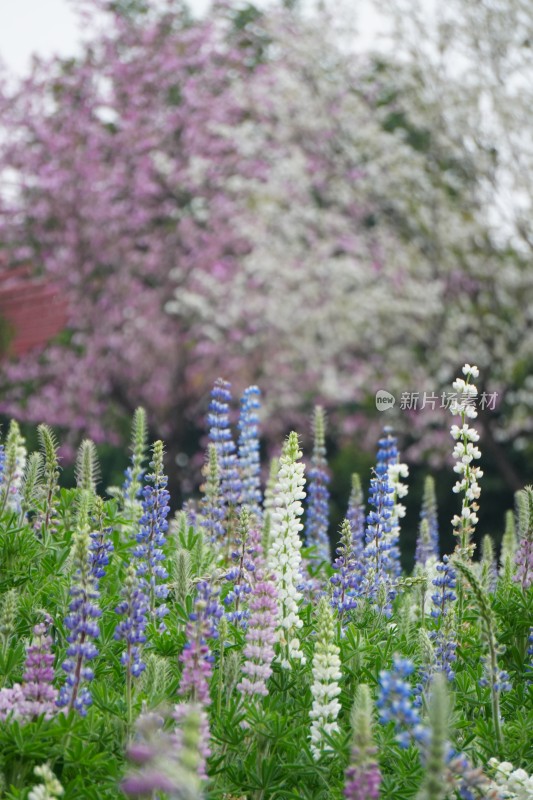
[0,266,68,358]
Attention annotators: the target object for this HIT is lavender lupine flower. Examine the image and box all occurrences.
[200,444,225,546]
[361,463,396,616]
[305,406,331,562]
[57,528,101,716]
[309,597,342,759]
[115,564,149,679]
[89,497,114,580]
[20,619,58,720]
[0,684,25,722]
[238,385,262,521]
[377,656,428,748]
[238,568,278,698]
[344,685,381,800]
[178,581,223,706]
[331,519,360,619]
[450,365,483,561]
[223,508,259,624]
[416,476,440,566]
[514,486,533,590]
[134,441,170,620]
[346,473,365,563]
[268,432,306,668]
[123,708,204,799]
[207,378,242,509]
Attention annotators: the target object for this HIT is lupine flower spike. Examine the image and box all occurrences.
[346,473,365,563]
[415,476,439,567]
[309,597,342,759]
[450,364,482,561]
[378,428,408,577]
[238,385,262,522]
[268,431,306,668]
[115,564,149,724]
[377,655,428,748]
[331,519,360,622]
[75,439,100,495]
[514,485,533,590]
[238,560,278,699]
[35,424,61,542]
[178,580,222,706]
[57,526,101,715]
[305,406,331,562]
[361,458,396,615]
[28,764,64,800]
[200,443,225,546]
[0,420,26,515]
[500,510,517,586]
[344,684,381,800]
[122,407,148,528]
[207,378,242,556]
[20,619,58,720]
[134,440,170,621]
[417,673,450,800]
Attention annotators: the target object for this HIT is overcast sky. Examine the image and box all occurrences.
[0,0,212,75]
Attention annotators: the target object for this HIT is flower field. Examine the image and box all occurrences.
[0,365,531,799]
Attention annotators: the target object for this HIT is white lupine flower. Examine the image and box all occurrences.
[489,758,533,800]
[28,765,64,800]
[449,364,482,559]
[309,597,342,759]
[268,432,306,668]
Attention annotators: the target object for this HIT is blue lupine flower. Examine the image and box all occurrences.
[305,406,331,562]
[134,441,170,621]
[377,656,428,748]
[115,565,149,678]
[89,500,114,580]
[331,519,360,619]
[122,407,148,525]
[375,428,403,577]
[237,386,262,521]
[57,529,101,716]
[207,379,242,508]
[361,463,396,615]
[431,556,457,619]
[415,476,440,566]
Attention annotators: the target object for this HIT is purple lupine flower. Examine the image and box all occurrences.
[360,463,396,615]
[134,441,170,621]
[377,656,428,748]
[57,528,101,716]
[238,566,278,698]
[207,378,242,508]
[344,760,381,800]
[416,476,440,566]
[178,581,222,706]
[200,443,225,545]
[331,519,360,620]
[237,385,262,521]
[20,619,58,720]
[223,509,259,624]
[115,564,149,679]
[305,406,331,562]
